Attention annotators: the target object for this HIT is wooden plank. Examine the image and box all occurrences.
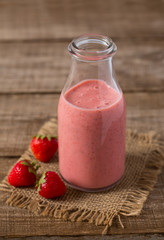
[0,92,163,156]
[0,157,163,236]
[0,0,163,40]
[0,235,164,240]
[0,39,163,93]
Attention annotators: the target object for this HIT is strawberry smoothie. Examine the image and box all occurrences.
[58,79,126,191]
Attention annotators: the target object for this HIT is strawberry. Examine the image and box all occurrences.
[31,135,58,162]
[37,171,66,199]
[8,160,40,187]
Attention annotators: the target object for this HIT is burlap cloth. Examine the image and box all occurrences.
[0,118,164,234]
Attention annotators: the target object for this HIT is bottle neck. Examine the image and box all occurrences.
[63,56,120,95]
[68,34,117,62]
[63,34,120,94]
[69,56,113,82]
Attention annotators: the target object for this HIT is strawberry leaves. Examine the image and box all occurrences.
[32,160,38,166]
[47,135,51,141]
[28,167,36,175]
[41,135,45,140]
[35,165,40,171]
[20,160,40,175]
[31,160,40,171]
[20,161,31,167]
[33,135,57,141]
[37,171,46,192]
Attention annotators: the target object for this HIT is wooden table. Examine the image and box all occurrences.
[0,0,164,239]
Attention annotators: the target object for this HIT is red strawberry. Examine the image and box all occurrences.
[8,160,40,187]
[37,171,66,199]
[31,135,58,162]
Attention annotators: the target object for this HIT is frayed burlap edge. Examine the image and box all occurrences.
[0,119,164,234]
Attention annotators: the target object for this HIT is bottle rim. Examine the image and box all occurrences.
[68,34,117,61]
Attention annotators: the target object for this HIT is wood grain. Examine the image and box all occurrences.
[0,39,163,94]
[0,157,163,236]
[0,0,163,40]
[0,92,163,156]
[0,235,164,240]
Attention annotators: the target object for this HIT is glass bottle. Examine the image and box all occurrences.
[58,34,126,192]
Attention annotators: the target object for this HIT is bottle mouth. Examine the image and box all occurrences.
[68,34,117,61]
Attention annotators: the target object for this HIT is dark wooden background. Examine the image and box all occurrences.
[0,0,164,239]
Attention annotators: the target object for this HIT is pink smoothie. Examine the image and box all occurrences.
[58,79,126,190]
